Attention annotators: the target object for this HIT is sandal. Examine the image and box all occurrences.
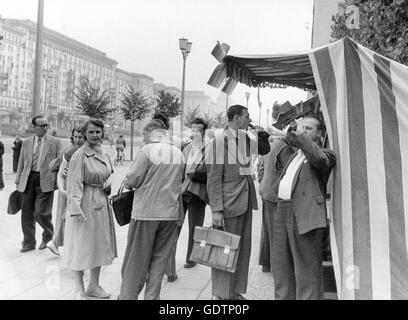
[85,286,111,299]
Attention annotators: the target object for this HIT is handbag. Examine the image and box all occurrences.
[189,226,241,273]
[8,190,22,215]
[109,182,133,226]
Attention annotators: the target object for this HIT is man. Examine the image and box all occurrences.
[164,118,209,281]
[206,105,270,300]
[119,119,184,300]
[272,115,335,300]
[15,115,62,253]
[116,135,126,152]
[258,136,294,272]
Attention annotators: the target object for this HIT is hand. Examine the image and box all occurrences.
[212,211,224,228]
[292,119,304,136]
[63,167,69,177]
[15,183,19,189]
[77,214,87,223]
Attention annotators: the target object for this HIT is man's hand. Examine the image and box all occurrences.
[292,119,305,136]
[15,183,18,189]
[212,211,224,228]
[63,167,69,177]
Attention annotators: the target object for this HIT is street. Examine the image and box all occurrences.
[0,139,274,300]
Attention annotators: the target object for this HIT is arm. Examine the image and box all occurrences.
[0,142,4,156]
[66,153,85,219]
[57,156,68,195]
[15,140,25,186]
[258,156,264,183]
[206,138,224,213]
[123,149,150,189]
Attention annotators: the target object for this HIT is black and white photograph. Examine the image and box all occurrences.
[0,0,407,303]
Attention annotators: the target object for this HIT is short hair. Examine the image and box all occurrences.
[303,114,323,131]
[119,135,123,138]
[152,112,170,130]
[191,117,208,131]
[144,119,167,132]
[31,115,46,126]
[82,118,105,140]
[70,126,83,144]
[227,105,247,122]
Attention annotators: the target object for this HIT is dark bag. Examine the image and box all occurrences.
[8,190,22,215]
[189,226,241,273]
[109,182,133,226]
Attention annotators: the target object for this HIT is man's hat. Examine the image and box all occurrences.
[7,190,22,215]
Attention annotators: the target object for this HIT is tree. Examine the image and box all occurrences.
[184,106,201,127]
[272,101,280,122]
[154,90,181,119]
[212,111,227,128]
[120,84,151,161]
[202,112,214,128]
[73,78,113,121]
[331,0,408,65]
[57,110,65,128]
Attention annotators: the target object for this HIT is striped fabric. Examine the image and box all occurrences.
[310,37,408,300]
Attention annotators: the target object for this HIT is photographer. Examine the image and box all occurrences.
[271,114,335,300]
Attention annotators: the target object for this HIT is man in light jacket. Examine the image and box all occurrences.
[119,119,184,300]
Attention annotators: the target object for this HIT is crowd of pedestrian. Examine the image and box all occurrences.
[4,102,335,300]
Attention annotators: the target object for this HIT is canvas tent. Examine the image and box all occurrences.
[208,37,408,300]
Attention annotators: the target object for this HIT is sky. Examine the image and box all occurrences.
[1,0,315,127]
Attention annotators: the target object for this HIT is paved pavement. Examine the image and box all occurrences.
[0,137,274,300]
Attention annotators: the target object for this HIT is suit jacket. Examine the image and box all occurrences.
[15,135,62,193]
[259,138,294,203]
[282,132,336,235]
[206,128,268,218]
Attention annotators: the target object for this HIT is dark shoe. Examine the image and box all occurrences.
[167,275,178,282]
[38,242,47,250]
[212,295,223,300]
[261,265,270,272]
[184,261,197,269]
[234,293,248,300]
[20,246,35,253]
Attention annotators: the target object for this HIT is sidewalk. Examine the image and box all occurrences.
[0,160,274,300]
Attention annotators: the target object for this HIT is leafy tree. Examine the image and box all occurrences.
[331,0,408,65]
[212,111,227,128]
[184,106,201,127]
[202,112,214,128]
[154,90,181,119]
[120,85,151,160]
[272,101,280,122]
[73,77,113,121]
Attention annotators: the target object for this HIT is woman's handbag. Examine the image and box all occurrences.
[189,226,241,273]
[110,182,133,226]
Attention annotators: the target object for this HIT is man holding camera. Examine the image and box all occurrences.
[272,115,335,300]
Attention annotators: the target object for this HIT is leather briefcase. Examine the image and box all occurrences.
[110,182,133,226]
[189,226,241,273]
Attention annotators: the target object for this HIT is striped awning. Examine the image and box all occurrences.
[207,42,316,93]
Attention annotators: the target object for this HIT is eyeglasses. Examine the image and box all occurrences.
[37,124,49,128]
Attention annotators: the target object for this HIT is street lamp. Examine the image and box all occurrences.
[245,92,250,108]
[179,37,192,137]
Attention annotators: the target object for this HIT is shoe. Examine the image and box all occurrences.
[85,286,111,299]
[46,240,60,256]
[184,261,197,269]
[234,293,248,300]
[212,295,223,300]
[20,246,35,253]
[167,275,178,282]
[73,291,87,300]
[261,265,270,272]
[38,241,47,250]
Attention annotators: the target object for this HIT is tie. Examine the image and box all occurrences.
[32,137,42,171]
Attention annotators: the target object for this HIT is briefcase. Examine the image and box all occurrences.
[109,182,133,226]
[7,190,22,215]
[189,226,241,273]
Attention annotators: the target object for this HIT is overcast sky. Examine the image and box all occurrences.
[2,0,314,126]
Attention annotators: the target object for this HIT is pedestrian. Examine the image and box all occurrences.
[119,119,184,300]
[46,126,85,256]
[165,117,209,282]
[12,135,22,173]
[271,115,335,300]
[63,118,117,300]
[0,139,4,190]
[257,136,294,272]
[15,115,62,253]
[206,105,270,300]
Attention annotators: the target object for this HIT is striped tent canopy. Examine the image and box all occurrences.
[208,37,408,300]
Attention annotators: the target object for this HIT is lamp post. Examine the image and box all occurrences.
[245,92,250,109]
[179,37,192,138]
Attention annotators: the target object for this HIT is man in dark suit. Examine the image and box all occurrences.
[207,105,270,300]
[271,115,335,300]
[15,115,62,253]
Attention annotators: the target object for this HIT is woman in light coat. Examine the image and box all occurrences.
[46,126,85,256]
[64,119,117,300]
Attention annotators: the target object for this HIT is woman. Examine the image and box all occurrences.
[46,126,85,256]
[64,119,117,300]
[12,135,22,173]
